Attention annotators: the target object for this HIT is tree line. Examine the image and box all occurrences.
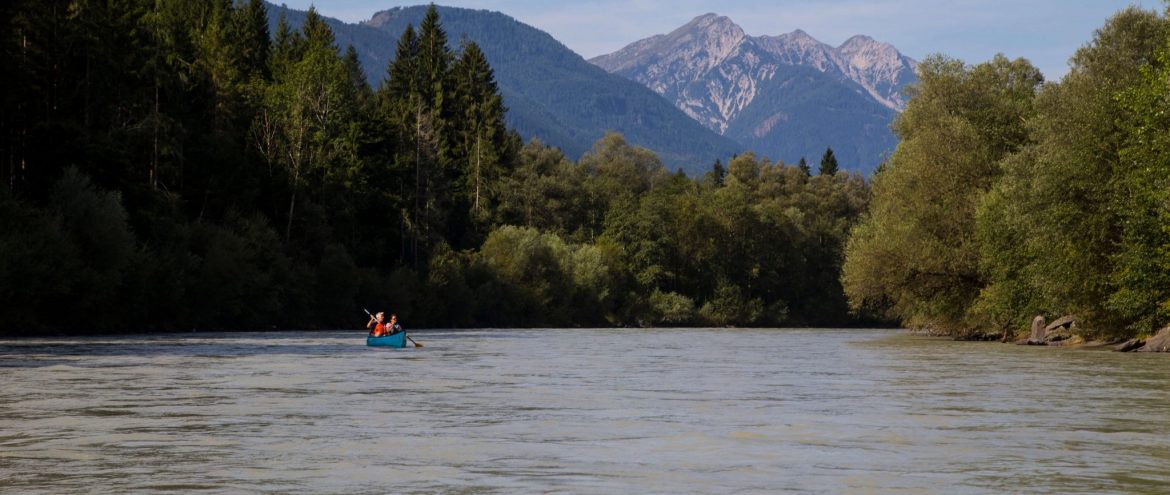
[0,1,871,334]
[842,6,1170,341]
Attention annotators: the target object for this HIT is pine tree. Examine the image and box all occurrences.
[417,4,452,113]
[818,147,838,176]
[798,157,810,177]
[270,12,302,74]
[453,41,508,226]
[231,0,270,79]
[711,159,726,186]
[380,25,426,265]
[301,6,335,52]
[342,45,372,106]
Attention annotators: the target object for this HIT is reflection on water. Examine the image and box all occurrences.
[1,329,1167,494]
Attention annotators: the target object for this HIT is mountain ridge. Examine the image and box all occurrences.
[591,14,918,173]
[266,3,741,174]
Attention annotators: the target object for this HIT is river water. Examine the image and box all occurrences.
[1,328,1167,494]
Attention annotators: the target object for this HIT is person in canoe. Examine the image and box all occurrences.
[367,311,387,336]
[367,311,404,337]
[385,314,403,335]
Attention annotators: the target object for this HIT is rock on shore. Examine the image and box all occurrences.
[1137,327,1170,352]
[1018,314,1080,346]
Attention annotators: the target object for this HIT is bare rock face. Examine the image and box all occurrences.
[591,14,918,127]
[589,14,917,172]
[1137,327,1170,352]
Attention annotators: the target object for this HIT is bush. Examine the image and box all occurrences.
[648,290,696,326]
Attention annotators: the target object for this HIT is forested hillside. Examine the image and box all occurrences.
[267,3,743,173]
[842,6,1170,341]
[0,2,870,334]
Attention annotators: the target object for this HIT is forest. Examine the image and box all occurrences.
[0,1,871,334]
[843,6,1170,341]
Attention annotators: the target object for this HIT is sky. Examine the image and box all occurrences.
[276,0,1160,80]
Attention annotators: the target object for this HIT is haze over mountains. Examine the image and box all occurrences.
[268,4,918,175]
[591,14,918,173]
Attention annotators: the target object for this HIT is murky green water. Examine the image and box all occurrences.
[1,329,1167,493]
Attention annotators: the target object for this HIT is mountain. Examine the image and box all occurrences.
[266,4,741,174]
[590,14,918,174]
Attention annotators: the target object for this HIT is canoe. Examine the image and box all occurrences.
[367,331,407,348]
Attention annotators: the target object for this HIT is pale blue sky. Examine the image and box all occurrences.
[277,0,1160,80]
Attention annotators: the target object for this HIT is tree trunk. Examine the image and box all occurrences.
[152,82,159,189]
[475,133,481,213]
[286,185,297,241]
[413,100,422,268]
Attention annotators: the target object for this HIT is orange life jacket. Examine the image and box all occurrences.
[372,322,387,337]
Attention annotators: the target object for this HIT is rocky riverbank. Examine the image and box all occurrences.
[1013,315,1169,352]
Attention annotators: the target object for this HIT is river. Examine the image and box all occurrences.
[1,328,1167,493]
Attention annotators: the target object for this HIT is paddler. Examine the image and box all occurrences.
[366,311,388,337]
[385,314,403,335]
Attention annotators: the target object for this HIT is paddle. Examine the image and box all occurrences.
[363,308,422,347]
[362,308,376,336]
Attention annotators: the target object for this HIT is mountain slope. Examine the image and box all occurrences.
[591,14,917,173]
[267,4,741,173]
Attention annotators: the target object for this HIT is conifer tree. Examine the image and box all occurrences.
[417,5,452,116]
[302,7,335,51]
[818,147,838,176]
[270,12,302,75]
[231,0,270,79]
[711,159,726,186]
[453,41,508,226]
[342,45,372,106]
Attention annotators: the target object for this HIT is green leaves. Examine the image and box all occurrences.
[845,7,1170,339]
[843,54,1042,336]
[2,2,873,332]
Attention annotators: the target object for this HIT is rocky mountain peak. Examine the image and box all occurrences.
[591,12,748,82]
[838,35,896,67]
[364,8,402,29]
[840,34,876,46]
[590,14,920,172]
[756,29,837,72]
[835,35,917,110]
[688,13,736,31]
[671,13,747,65]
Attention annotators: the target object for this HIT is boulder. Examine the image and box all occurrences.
[1030,315,1046,341]
[1115,338,1145,352]
[1044,315,1077,333]
[1137,327,1170,352]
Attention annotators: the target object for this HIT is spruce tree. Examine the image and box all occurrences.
[231,0,270,79]
[711,159,726,185]
[453,41,508,224]
[342,45,372,106]
[417,4,452,111]
[270,12,302,74]
[302,7,335,51]
[798,157,810,176]
[818,147,838,176]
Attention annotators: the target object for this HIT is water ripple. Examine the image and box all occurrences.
[1,329,1167,494]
